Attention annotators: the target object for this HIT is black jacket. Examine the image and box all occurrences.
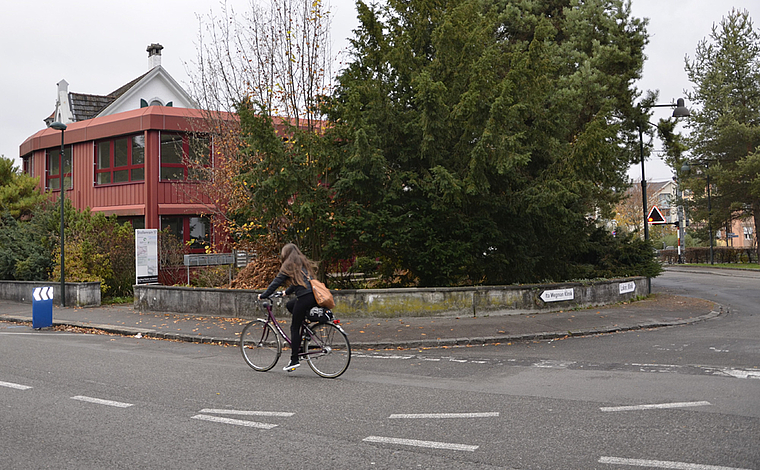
[260,271,313,299]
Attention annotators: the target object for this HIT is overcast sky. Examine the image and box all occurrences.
[1,1,755,182]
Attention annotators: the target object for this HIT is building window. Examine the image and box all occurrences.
[160,133,211,181]
[161,215,210,252]
[117,216,145,230]
[95,134,145,185]
[22,154,33,177]
[744,227,754,240]
[46,146,72,191]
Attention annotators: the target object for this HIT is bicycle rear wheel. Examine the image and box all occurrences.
[304,323,351,378]
[240,320,281,371]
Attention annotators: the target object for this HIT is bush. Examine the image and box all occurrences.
[50,210,136,297]
[0,202,57,281]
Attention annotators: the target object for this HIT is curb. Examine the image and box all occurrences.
[0,307,723,350]
[348,308,723,350]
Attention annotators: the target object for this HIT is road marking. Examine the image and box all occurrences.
[0,380,32,390]
[192,414,278,429]
[710,367,760,379]
[353,353,415,360]
[599,456,752,469]
[199,408,294,417]
[389,412,499,419]
[363,436,478,452]
[600,401,711,412]
[71,396,134,408]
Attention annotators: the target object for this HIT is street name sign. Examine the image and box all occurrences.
[540,288,574,303]
[619,281,635,294]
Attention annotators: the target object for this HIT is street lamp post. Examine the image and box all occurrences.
[637,98,690,293]
[50,121,67,307]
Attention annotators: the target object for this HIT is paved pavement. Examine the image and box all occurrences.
[0,273,723,350]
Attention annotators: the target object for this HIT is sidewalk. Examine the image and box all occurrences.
[0,293,720,350]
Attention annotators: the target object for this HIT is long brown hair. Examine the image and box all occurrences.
[279,243,317,287]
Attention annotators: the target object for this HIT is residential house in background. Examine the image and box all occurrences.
[19,44,218,253]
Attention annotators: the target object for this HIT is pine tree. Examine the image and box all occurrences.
[684,8,760,260]
[326,0,658,285]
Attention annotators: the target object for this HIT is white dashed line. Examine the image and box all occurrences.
[389,412,499,419]
[199,408,294,417]
[71,396,134,408]
[0,380,32,390]
[600,401,711,412]
[192,414,278,429]
[599,456,752,469]
[363,436,478,452]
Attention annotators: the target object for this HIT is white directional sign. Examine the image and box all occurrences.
[539,288,574,303]
[619,281,635,295]
[33,286,53,301]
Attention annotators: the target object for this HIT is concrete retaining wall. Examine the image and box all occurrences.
[0,281,101,307]
[134,277,647,319]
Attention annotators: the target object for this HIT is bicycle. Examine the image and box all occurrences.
[240,292,351,378]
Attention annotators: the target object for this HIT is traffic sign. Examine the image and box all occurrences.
[540,288,574,303]
[647,206,666,224]
[32,286,53,329]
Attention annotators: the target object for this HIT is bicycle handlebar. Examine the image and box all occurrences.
[259,291,285,307]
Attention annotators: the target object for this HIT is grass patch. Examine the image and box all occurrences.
[687,263,760,270]
[102,296,133,305]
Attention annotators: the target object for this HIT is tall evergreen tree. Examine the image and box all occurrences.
[326,0,657,285]
[683,8,760,260]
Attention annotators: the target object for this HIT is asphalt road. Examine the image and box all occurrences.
[1,269,758,469]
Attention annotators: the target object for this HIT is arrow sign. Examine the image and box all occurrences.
[32,286,54,329]
[540,288,574,303]
[619,281,635,294]
[647,206,666,224]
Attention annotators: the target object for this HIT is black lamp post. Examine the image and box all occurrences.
[638,98,690,293]
[50,121,67,307]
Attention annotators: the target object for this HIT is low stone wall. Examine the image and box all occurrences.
[0,281,101,307]
[134,277,647,319]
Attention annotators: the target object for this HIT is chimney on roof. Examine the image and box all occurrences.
[147,43,163,69]
[53,79,74,125]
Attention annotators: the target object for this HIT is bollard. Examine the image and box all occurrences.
[32,287,54,329]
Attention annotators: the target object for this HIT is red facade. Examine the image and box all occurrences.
[20,106,223,250]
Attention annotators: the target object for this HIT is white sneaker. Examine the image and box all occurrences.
[283,360,300,372]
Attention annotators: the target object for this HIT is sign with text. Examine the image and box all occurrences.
[619,281,636,295]
[135,229,159,285]
[540,288,574,303]
[183,253,234,266]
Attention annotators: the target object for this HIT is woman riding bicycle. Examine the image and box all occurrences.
[257,243,318,372]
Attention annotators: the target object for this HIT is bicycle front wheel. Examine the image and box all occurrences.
[240,320,281,371]
[304,323,351,378]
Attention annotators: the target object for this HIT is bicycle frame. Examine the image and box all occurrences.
[258,296,346,359]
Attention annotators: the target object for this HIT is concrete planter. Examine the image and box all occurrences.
[0,281,101,307]
[134,277,647,319]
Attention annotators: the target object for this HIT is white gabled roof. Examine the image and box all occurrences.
[97,65,197,116]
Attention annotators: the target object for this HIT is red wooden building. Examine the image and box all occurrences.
[19,44,219,252]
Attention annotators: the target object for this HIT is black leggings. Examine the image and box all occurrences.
[286,292,318,361]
